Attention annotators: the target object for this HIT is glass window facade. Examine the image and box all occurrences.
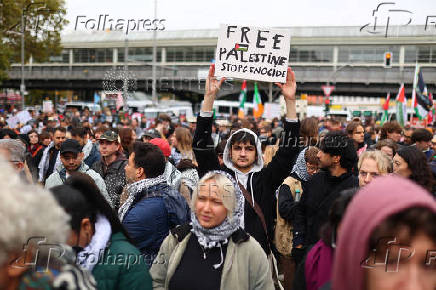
[73,48,113,63]
[166,47,215,62]
[48,49,69,63]
[118,47,162,62]
[289,46,334,63]
[404,46,436,63]
[338,46,400,63]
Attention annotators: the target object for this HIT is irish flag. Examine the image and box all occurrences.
[253,82,264,118]
[381,92,390,125]
[238,80,247,118]
[395,84,407,127]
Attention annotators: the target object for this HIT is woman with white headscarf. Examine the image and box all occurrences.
[150,170,274,290]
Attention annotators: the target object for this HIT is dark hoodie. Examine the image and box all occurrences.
[293,169,358,247]
[193,114,300,254]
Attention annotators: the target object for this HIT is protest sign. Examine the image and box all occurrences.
[215,24,291,83]
[6,116,19,128]
[43,100,53,113]
[16,110,32,124]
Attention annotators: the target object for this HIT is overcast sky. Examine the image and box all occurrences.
[65,0,436,33]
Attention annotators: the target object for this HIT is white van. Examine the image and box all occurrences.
[212,100,254,118]
[143,104,193,120]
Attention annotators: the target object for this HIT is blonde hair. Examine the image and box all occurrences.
[175,127,193,153]
[0,158,70,265]
[191,172,236,220]
[358,150,393,174]
[263,145,279,166]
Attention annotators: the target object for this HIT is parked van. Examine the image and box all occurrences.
[212,100,254,118]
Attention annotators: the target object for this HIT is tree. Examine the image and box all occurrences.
[0,0,68,83]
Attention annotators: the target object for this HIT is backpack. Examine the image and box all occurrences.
[274,176,303,256]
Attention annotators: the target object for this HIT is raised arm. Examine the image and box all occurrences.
[193,64,226,177]
[260,68,300,190]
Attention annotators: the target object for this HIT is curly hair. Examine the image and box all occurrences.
[380,121,402,140]
[396,146,434,192]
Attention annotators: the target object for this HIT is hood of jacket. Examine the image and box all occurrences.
[332,175,436,290]
[223,128,263,187]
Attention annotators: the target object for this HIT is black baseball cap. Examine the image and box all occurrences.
[142,129,161,139]
[60,139,82,154]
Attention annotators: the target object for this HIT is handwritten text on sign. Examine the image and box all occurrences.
[215,24,291,83]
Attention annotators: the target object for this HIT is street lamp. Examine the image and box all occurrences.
[20,1,46,109]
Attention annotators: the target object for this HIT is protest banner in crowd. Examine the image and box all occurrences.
[215,24,291,83]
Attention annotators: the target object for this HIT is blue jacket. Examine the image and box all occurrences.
[122,183,190,258]
[84,142,101,167]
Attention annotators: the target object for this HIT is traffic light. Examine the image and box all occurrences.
[384,52,392,68]
[324,97,330,114]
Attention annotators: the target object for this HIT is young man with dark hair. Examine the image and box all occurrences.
[193,64,300,255]
[380,121,402,143]
[293,131,358,251]
[38,127,66,183]
[411,128,434,159]
[71,127,100,167]
[44,139,111,207]
[92,130,127,210]
[119,142,189,258]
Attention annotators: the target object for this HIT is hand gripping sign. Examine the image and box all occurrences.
[214,24,291,83]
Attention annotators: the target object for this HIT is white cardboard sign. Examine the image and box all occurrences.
[215,24,291,83]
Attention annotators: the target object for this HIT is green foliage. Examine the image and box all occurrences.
[0,0,68,83]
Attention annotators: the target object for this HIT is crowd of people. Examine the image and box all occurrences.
[0,64,435,290]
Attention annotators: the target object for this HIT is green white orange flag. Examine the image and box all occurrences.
[238,80,247,118]
[381,92,390,125]
[253,82,264,118]
[395,84,407,127]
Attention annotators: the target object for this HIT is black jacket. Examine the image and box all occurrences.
[193,115,300,254]
[92,153,128,210]
[293,170,358,247]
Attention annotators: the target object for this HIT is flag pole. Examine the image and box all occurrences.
[410,62,418,124]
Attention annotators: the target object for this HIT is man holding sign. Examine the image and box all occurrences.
[193,61,300,263]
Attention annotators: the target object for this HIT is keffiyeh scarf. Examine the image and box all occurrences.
[118,174,167,221]
[191,170,244,251]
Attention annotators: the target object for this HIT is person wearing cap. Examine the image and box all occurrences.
[149,138,183,189]
[92,130,128,210]
[45,139,112,207]
[141,128,161,143]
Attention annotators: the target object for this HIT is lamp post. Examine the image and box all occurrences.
[151,0,158,104]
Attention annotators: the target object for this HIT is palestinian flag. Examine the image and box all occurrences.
[427,93,434,125]
[381,92,390,125]
[412,64,432,120]
[238,80,247,118]
[395,84,407,127]
[253,82,264,118]
[235,43,249,51]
